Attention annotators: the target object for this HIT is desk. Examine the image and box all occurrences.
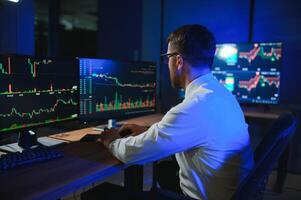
[242,106,287,120]
[0,142,122,200]
[49,113,164,142]
[0,114,163,200]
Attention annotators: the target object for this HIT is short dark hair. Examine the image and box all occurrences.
[167,24,216,67]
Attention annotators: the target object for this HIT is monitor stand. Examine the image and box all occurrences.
[0,130,65,153]
[18,130,39,150]
[0,130,39,153]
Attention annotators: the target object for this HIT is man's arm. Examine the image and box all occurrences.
[101,101,207,165]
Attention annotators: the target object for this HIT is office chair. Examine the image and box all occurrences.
[231,113,298,200]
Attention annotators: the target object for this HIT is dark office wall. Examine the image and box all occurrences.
[141,0,161,62]
[160,0,250,112]
[0,0,35,55]
[97,0,143,61]
[141,0,162,111]
[58,28,98,58]
[252,0,301,172]
[253,0,301,105]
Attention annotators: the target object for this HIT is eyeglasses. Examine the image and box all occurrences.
[161,52,179,64]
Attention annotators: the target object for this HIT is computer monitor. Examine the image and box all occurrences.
[212,42,282,104]
[0,55,79,135]
[79,58,156,122]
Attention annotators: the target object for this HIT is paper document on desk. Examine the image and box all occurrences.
[38,137,66,146]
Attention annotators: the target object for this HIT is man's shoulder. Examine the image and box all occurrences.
[166,95,205,117]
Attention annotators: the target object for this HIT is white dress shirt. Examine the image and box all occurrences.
[109,73,254,200]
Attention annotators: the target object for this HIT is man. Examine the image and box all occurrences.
[99,24,254,200]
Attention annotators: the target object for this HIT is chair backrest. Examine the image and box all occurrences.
[254,113,297,162]
[231,113,298,200]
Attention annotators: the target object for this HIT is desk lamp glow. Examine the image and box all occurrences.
[8,0,19,3]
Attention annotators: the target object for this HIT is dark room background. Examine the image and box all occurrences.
[0,0,301,172]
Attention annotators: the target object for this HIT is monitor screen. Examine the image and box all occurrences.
[0,55,79,133]
[79,58,156,122]
[212,42,282,104]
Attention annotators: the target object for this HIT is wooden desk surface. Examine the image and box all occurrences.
[242,107,289,120]
[50,113,164,142]
[0,142,122,200]
[0,113,163,200]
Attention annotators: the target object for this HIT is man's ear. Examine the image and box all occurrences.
[176,55,184,70]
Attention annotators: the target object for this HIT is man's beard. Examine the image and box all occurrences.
[170,73,181,89]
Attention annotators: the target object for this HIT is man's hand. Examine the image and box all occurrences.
[118,123,148,137]
[98,124,149,147]
[98,128,121,148]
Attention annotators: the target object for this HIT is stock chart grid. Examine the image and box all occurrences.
[212,42,282,104]
[79,58,156,121]
[0,55,78,133]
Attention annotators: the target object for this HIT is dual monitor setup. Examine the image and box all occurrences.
[0,42,282,146]
[0,56,157,148]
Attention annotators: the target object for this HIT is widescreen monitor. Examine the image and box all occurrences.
[79,58,156,122]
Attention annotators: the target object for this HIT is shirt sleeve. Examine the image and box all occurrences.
[108,99,208,165]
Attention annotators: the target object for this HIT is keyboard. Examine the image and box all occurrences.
[0,146,63,171]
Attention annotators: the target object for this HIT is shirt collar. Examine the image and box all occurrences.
[185,72,214,99]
